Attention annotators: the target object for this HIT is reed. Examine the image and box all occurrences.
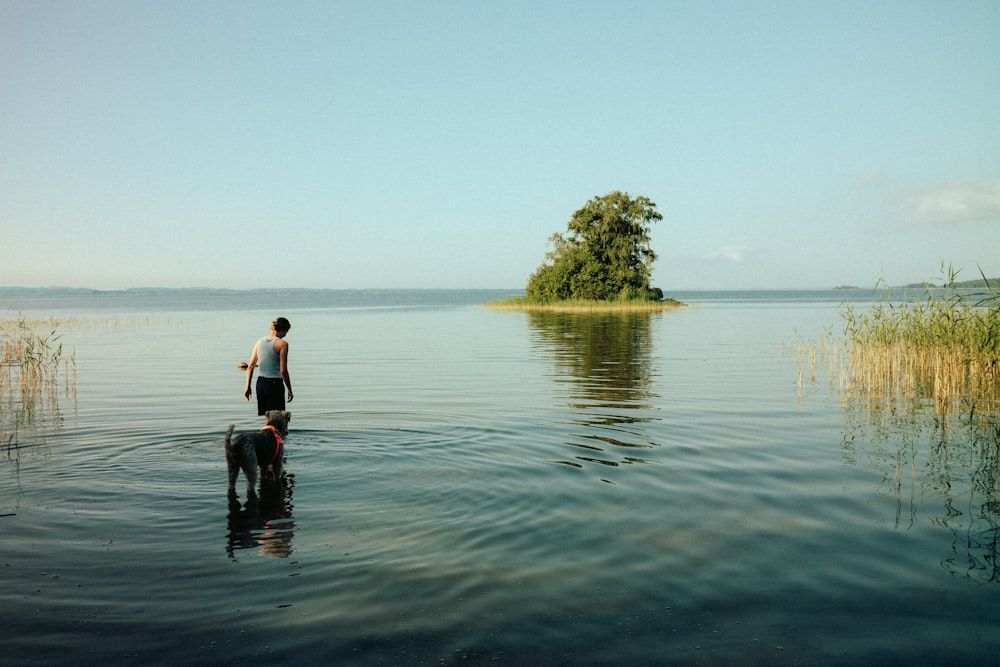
[839,268,999,415]
[1,316,77,452]
[794,330,842,400]
[483,295,686,312]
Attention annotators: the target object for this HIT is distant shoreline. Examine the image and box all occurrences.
[0,281,993,295]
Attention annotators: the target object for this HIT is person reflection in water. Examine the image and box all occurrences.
[243,317,294,418]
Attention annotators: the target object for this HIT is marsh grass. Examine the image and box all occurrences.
[483,295,686,312]
[838,269,999,416]
[794,330,841,399]
[1,316,77,454]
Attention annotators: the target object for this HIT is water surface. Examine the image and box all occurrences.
[2,289,997,665]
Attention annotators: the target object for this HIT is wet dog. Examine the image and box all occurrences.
[225,410,291,501]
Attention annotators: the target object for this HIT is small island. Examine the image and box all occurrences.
[485,191,686,312]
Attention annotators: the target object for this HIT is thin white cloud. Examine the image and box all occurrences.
[704,244,752,262]
[899,179,1000,225]
[857,168,888,187]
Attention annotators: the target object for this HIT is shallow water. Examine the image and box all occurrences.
[2,289,998,665]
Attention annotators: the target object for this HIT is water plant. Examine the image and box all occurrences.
[1,316,76,454]
[839,265,999,415]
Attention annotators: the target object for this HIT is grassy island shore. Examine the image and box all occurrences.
[482,296,687,312]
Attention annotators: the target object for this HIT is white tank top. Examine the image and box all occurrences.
[256,336,281,378]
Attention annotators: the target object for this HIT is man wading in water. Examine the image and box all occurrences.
[243,317,294,417]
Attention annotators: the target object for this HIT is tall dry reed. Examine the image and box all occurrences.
[839,270,999,415]
[1,316,76,453]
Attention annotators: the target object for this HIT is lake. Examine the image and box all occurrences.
[2,288,998,665]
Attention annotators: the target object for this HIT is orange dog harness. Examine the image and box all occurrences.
[261,425,283,465]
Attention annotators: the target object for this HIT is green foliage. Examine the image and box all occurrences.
[526,191,662,303]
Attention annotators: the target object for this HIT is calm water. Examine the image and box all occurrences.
[2,288,998,665]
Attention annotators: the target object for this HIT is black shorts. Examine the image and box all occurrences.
[255,376,285,416]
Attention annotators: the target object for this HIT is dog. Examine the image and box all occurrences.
[225,410,291,501]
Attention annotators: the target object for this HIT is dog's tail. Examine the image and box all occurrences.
[224,424,235,450]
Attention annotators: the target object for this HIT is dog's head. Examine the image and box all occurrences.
[264,410,291,436]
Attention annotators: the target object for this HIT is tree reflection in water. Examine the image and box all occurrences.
[527,310,662,477]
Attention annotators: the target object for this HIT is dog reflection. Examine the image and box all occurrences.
[226,472,295,558]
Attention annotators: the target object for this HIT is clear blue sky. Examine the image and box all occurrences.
[2,1,998,290]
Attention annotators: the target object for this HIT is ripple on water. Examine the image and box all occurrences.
[4,296,1000,665]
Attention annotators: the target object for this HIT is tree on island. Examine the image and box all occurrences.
[525,191,663,302]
